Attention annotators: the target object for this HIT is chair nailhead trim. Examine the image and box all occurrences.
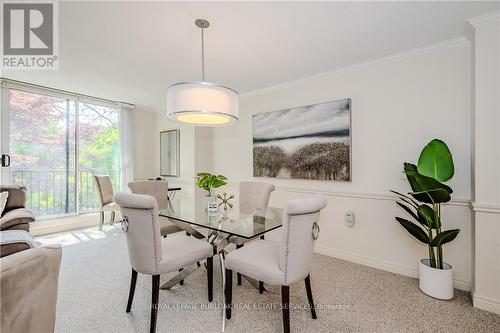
[283,215,291,285]
[150,210,159,274]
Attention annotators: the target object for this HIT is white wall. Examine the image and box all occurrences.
[469,13,500,314]
[154,113,199,201]
[132,108,156,180]
[204,40,473,290]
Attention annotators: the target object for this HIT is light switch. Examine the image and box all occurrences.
[345,211,355,227]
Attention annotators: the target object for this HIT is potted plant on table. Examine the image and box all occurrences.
[196,173,228,210]
[391,139,460,300]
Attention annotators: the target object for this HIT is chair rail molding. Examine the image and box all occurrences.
[275,186,470,207]
[470,202,500,214]
[467,11,500,28]
[223,179,470,207]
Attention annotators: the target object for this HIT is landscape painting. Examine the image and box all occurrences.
[253,98,351,181]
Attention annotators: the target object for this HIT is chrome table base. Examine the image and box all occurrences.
[158,227,232,331]
[158,225,268,331]
[160,264,203,290]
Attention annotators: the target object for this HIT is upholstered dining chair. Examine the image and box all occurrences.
[114,192,214,333]
[231,181,275,289]
[128,180,183,236]
[224,195,327,333]
[92,175,120,230]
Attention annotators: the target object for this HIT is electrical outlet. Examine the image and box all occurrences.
[345,211,354,227]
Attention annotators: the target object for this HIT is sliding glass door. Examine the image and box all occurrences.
[78,102,120,212]
[4,88,120,218]
[9,89,77,216]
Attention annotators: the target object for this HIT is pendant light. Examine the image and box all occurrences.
[166,19,239,126]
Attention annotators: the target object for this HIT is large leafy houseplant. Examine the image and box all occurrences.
[196,172,227,196]
[392,139,460,269]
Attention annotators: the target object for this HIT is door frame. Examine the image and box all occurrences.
[1,84,11,184]
[1,80,122,221]
[2,86,80,218]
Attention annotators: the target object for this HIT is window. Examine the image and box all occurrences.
[78,102,120,212]
[7,89,120,218]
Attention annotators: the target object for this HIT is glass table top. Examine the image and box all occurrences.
[159,199,283,239]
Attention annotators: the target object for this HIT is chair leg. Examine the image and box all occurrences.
[236,244,243,285]
[126,269,138,313]
[150,275,160,333]
[258,236,264,289]
[281,285,290,333]
[305,274,317,319]
[207,257,213,302]
[225,268,233,320]
[99,211,104,230]
[179,268,184,285]
[110,211,115,225]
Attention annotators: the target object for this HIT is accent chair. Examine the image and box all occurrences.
[114,192,214,333]
[224,195,327,333]
[231,181,275,290]
[92,175,119,230]
[127,180,183,236]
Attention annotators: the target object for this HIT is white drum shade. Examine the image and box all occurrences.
[166,82,239,125]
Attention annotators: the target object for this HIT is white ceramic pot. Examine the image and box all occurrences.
[419,259,454,300]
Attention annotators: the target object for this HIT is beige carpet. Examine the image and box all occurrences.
[37,225,500,333]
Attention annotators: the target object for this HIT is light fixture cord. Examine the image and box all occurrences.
[201,27,205,81]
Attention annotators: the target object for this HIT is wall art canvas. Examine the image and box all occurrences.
[253,98,351,181]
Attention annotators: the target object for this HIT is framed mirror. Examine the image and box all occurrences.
[160,129,180,176]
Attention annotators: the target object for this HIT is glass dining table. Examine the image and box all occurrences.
[159,198,283,331]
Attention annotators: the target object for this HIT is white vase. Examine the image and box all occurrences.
[203,195,216,211]
[419,259,454,300]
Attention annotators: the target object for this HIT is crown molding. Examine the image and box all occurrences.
[241,37,469,98]
[467,11,500,28]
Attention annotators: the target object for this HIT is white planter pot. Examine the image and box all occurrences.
[419,259,454,300]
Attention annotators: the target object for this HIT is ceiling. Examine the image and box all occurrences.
[2,1,499,112]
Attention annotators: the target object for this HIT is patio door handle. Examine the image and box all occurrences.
[1,154,10,167]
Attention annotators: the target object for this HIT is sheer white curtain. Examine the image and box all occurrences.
[119,104,135,191]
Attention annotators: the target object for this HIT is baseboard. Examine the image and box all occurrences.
[472,293,500,315]
[314,245,470,291]
[266,233,470,291]
[30,216,99,236]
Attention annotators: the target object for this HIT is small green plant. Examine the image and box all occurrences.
[392,139,460,269]
[196,172,227,196]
